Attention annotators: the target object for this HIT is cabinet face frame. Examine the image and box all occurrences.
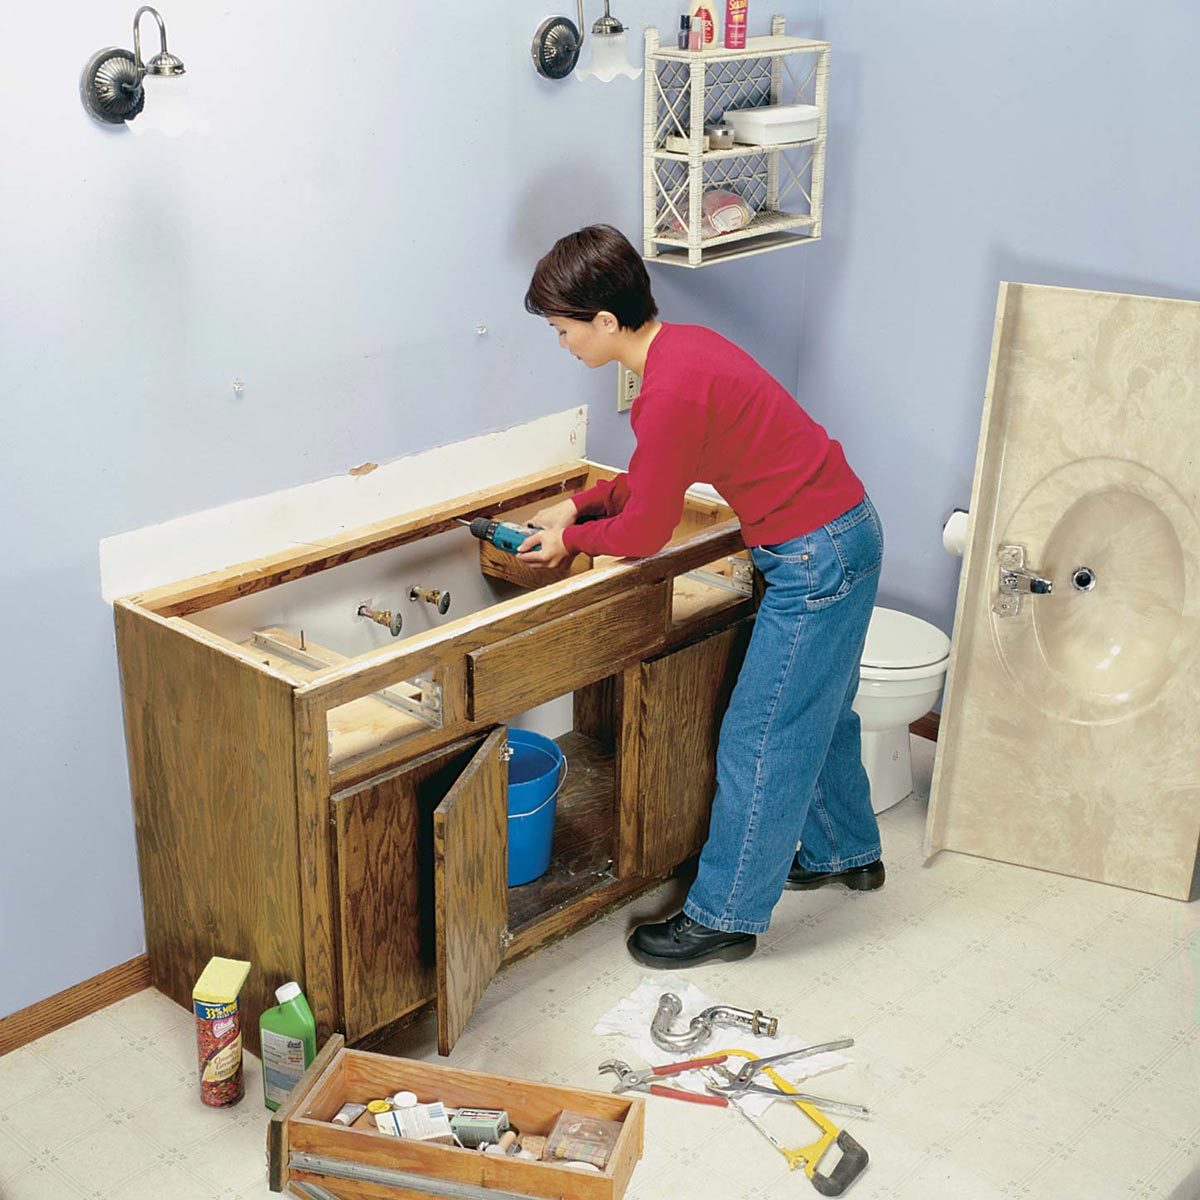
[116,458,750,1052]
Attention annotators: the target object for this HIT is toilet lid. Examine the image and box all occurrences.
[862,607,951,669]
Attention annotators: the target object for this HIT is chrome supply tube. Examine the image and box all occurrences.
[650,992,780,1053]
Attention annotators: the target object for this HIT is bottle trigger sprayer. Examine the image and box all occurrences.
[462,516,541,556]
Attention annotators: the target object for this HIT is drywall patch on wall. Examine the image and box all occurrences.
[99,406,588,602]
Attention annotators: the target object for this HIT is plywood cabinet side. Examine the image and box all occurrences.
[114,601,304,1057]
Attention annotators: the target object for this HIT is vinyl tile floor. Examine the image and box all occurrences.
[3,737,1199,1199]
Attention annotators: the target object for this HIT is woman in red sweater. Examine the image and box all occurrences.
[522,225,884,966]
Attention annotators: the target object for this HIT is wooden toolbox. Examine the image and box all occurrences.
[269,1036,645,1200]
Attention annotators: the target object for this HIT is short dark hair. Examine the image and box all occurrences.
[524,224,658,331]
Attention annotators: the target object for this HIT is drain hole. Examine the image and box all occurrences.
[1072,567,1096,592]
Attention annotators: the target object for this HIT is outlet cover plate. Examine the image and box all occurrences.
[617,364,641,412]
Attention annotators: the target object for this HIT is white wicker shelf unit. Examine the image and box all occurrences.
[643,17,829,268]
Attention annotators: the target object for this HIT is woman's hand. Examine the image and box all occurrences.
[517,526,571,570]
[529,498,578,531]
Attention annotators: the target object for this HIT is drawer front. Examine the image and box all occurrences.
[467,584,667,723]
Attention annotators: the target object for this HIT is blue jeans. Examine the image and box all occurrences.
[684,496,884,934]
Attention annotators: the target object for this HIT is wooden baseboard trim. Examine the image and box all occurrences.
[0,954,152,1056]
[909,711,940,742]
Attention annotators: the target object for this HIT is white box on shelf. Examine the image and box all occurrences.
[723,104,820,145]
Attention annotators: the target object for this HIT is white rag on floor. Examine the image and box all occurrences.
[592,977,853,1117]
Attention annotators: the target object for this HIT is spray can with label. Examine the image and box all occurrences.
[724,0,748,49]
[259,982,317,1111]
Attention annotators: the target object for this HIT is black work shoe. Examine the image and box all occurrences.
[626,911,756,968]
[785,859,886,892]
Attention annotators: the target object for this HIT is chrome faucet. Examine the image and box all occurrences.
[994,545,1054,616]
[1000,566,1054,595]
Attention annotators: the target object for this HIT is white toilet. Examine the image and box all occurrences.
[853,607,951,813]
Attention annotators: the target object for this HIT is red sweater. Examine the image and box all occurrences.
[562,323,864,559]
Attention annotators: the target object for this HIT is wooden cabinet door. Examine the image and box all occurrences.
[332,736,487,1043]
[433,726,510,1056]
[629,621,752,878]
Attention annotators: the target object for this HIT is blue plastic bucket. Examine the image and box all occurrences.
[506,729,566,887]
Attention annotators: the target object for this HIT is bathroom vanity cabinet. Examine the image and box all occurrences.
[114,461,756,1055]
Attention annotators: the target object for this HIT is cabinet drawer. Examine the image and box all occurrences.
[270,1037,645,1200]
[467,585,667,723]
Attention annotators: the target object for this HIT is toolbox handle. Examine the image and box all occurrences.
[810,1129,869,1197]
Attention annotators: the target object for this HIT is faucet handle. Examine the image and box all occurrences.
[995,544,1054,615]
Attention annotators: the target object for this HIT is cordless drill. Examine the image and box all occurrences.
[464,516,542,556]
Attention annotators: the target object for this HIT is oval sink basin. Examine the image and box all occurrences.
[1032,488,1185,707]
[991,457,1200,725]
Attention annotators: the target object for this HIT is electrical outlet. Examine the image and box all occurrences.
[617,364,641,412]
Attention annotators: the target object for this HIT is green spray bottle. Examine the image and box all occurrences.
[259,981,317,1111]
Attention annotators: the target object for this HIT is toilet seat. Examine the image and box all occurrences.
[860,657,949,683]
[854,607,951,814]
[860,608,951,677]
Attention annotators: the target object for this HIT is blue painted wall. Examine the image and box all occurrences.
[789,0,1200,632]
[8,0,1197,1017]
[0,1,815,1016]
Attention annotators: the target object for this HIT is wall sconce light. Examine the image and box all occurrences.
[81,6,186,125]
[532,1,642,82]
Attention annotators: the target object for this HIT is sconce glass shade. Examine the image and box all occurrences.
[576,30,642,82]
